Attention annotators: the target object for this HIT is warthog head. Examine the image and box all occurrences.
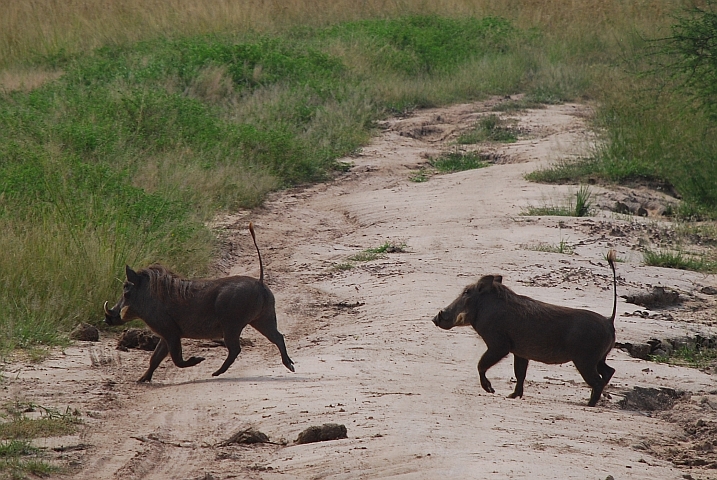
[432,275,502,330]
[104,266,144,326]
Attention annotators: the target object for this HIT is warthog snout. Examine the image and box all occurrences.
[432,310,453,330]
[103,301,121,326]
[431,253,619,407]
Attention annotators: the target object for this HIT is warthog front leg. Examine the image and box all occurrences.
[138,338,169,383]
[508,356,529,399]
[477,347,509,394]
[164,334,205,369]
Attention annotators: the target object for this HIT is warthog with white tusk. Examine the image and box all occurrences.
[104,223,294,382]
[432,251,618,407]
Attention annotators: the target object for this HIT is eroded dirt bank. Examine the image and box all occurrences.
[3,99,717,479]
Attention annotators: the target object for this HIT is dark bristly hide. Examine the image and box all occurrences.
[103,223,294,382]
[432,250,618,407]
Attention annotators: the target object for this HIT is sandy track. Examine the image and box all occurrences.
[3,99,717,479]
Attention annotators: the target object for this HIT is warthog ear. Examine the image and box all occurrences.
[126,265,141,285]
[493,275,503,284]
[476,275,496,293]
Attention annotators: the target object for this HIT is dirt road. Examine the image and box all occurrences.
[4,99,717,479]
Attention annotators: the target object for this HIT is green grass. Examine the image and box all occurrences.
[457,114,517,144]
[522,185,592,217]
[429,152,489,173]
[522,205,574,216]
[0,405,80,440]
[529,239,574,255]
[525,158,602,184]
[409,169,431,183]
[643,249,716,273]
[0,405,78,480]
[409,151,490,182]
[651,345,717,370]
[347,241,406,262]
[0,456,60,480]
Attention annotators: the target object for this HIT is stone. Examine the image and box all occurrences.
[69,323,100,342]
[116,328,160,351]
[295,423,347,445]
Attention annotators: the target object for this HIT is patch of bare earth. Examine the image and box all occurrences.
[2,97,717,479]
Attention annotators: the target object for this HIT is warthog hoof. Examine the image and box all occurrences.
[185,356,205,367]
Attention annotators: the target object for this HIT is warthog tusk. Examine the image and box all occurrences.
[103,301,111,316]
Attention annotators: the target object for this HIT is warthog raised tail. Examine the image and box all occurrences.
[432,251,618,407]
[104,223,294,382]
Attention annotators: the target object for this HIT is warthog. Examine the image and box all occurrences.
[432,251,618,407]
[104,223,294,382]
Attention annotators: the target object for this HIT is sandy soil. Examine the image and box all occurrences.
[3,98,717,480]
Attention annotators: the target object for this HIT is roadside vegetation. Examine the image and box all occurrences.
[0,403,79,479]
[0,0,713,350]
[526,0,717,222]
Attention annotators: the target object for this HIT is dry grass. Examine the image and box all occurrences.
[0,0,676,70]
[132,155,279,212]
[0,67,62,92]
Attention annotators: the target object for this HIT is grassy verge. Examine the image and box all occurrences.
[0,404,80,479]
[525,2,717,222]
[0,15,522,350]
[0,1,708,350]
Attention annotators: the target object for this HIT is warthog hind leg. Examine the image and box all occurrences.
[508,356,529,399]
[251,314,295,372]
[574,360,606,407]
[138,338,169,383]
[597,359,615,385]
[477,347,509,394]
